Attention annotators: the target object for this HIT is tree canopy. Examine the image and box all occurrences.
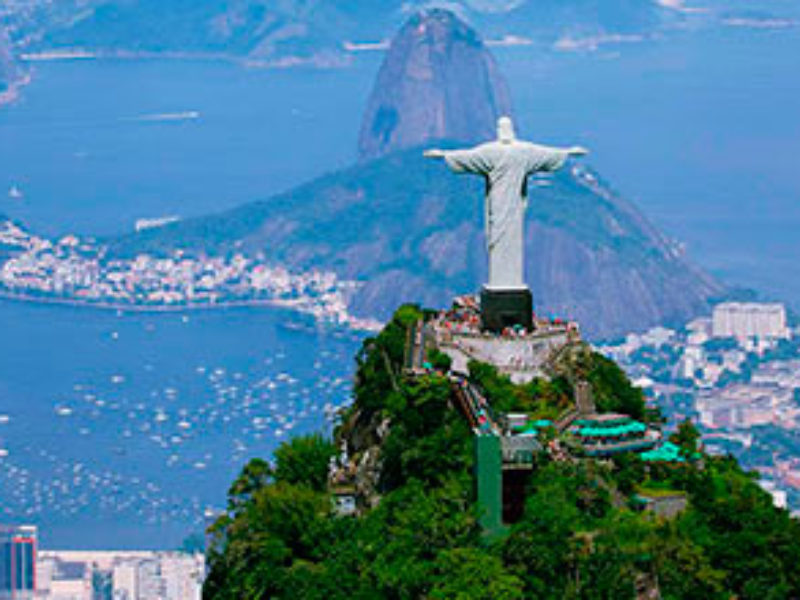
[205,308,800,599]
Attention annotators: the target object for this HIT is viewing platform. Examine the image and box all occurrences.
[430,296,580,383]
[570,413,661,457]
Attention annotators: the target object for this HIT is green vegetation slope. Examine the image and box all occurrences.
[204,307,800,599]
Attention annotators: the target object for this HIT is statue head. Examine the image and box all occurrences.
[497,116,516,144]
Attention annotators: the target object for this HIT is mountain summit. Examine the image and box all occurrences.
[358,10,513,161]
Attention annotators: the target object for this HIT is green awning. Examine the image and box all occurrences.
[640,441,685,463]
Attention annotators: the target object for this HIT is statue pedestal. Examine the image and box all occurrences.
[480,287,533,332]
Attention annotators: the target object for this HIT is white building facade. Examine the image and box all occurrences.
[712,302,789,340]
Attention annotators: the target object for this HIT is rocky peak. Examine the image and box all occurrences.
[358,9,513,161]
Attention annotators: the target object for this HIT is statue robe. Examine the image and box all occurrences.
[443,141,569,290]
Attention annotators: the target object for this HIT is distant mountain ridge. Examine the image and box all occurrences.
[5,0,800,65]
[107,148,721,339]
[3,0,396,64]
[5,0,797,65]
[358,9,513,160]
[0,0,686,63]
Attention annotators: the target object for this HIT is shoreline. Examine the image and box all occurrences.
[0,290,381,332]
[1,49,353,108]
[19,49,353,70]
[0,289,313,314]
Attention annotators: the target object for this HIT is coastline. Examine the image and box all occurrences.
[0,46,357,109]
[0,290,382,332]
[0,289,311,314]
[19,49,352,70]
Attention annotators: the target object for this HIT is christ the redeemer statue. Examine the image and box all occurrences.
[425,116,588,331]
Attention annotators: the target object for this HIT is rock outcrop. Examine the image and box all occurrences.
[358,9,513,161]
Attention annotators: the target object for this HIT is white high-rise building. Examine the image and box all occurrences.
[712,302,789,340]
[37,551,204,600]
[0,525,37,600]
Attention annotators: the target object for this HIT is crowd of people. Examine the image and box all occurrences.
[433,295,579,341]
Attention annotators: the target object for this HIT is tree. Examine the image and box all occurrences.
[650,521,726,600]
[429,548,525,599]
[610,452,646,497]
[469,360,570,416]
[669,419,701,457]
[380,374,473,491]
[205,482,333,599]
[355,478,481,598]
[429,347,453,372]
[353,304,422,414]
[586,353,646,420]
[274,434,335,493]
[227,458,271,511]
[206,306,800,600]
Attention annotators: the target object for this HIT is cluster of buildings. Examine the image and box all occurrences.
[0,219,378,329]
[605,303,793,388]
[695,362,800,430]
[0,525,203,600]
[601,301,800,511]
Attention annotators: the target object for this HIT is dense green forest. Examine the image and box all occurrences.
[204,306,800,599]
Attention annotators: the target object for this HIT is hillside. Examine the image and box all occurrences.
[5,1,798,64]
[3,0,385,63]
[204,306,800,599]
[107,148,722,339]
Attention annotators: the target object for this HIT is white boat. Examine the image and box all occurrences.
[8,185,23,200]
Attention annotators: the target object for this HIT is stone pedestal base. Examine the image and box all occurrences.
[480,287,533,333]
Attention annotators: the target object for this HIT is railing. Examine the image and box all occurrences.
[581,438,659,456]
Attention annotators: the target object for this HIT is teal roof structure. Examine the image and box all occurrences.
[640,441,685,463]
[577,421,647,438]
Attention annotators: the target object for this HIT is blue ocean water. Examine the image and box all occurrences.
[0,300,361,549]
[0,57,379,236]
[0,25,799,547]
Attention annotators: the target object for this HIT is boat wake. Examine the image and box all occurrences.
[130,111,201,123]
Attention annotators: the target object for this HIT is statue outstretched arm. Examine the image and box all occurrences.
[567,146,589,157]
[525,143,589,174]
[423,149,447,159]
[426,147,493,175]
